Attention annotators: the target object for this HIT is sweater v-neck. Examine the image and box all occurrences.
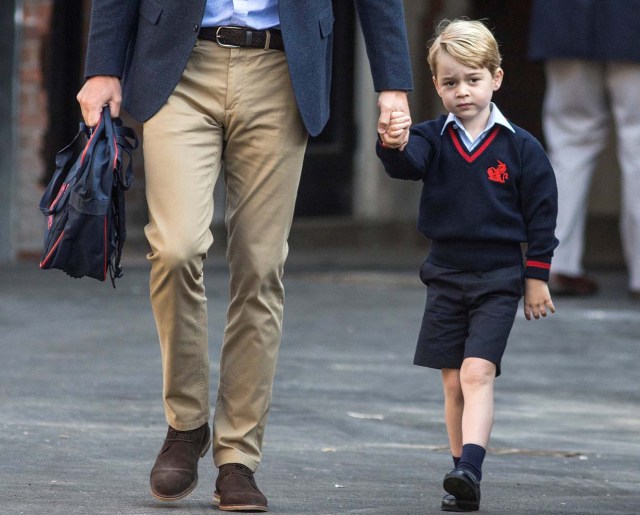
[448,125,501,164]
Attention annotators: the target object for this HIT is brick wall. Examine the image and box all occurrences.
[15,0,149,258]
[17,0,52,258]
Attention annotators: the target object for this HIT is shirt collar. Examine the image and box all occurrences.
[440,103,515,136]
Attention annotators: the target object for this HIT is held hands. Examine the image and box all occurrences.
[379,111,411,150]
[377,90,411,150]
[524,278,556,321]
[76,76,122,127]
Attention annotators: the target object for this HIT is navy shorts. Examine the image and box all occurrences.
[414,261,524,377]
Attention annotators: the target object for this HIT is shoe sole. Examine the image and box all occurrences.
[149,437,212,502]
[151,480,198,502]
[443,477,479,511]
[213,492,268,512]
[441,502,474,512]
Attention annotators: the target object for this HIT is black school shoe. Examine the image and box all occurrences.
[443,468,480,512]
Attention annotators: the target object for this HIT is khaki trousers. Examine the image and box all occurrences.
[143,40,308,471]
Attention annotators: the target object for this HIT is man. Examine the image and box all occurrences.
[529,0,640,298]
[77,0,412,511]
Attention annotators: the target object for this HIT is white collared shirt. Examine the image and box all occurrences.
[202,0,280,29]
[441,103,515,151]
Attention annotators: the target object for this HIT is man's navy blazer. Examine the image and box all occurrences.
[84,0,413,137]
[528,0,640,64]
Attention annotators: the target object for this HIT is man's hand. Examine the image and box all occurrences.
[77,76,122,127]
[524,278,556,320]
[379,111,411,150]
[377,90,411,150]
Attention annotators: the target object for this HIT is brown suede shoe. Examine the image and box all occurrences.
[150,423,211,501]
[213,463,268,512]
[549,273,598,296]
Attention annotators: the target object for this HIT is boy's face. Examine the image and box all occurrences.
[432,51,503,130]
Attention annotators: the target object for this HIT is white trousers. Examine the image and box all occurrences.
[543,60,640,290]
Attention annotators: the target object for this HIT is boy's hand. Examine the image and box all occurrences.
[379,111,411,150]
[524,278,556,320]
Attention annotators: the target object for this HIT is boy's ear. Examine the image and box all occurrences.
[493,67,504,91]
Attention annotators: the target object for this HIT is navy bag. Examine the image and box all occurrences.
[39,107,138,286]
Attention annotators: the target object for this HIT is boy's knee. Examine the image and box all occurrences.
[460,358,496,387]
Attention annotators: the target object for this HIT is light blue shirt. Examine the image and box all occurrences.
[202,0,280,29]
[441,103,515,151]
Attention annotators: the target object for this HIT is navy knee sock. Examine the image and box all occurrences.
[452,455,461,468]
[458,443,486,481]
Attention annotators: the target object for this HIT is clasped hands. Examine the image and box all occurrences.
[379,111,411,150]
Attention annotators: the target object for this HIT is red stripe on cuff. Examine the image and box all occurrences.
[526,260,551,270]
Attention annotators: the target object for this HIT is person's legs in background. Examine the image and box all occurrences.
[607,62,640,297]
[543,60,610,295]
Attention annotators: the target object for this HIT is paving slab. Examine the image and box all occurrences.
[1,248,639,514]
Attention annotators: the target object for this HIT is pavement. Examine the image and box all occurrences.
[1,240,639,515]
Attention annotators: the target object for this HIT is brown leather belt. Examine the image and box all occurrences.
[198,26,284,51]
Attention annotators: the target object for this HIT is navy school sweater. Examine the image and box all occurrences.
[376,115,558,281]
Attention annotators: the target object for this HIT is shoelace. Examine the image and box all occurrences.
[219,464,257,488]
[164,427,205,447]
[166,431,194,443]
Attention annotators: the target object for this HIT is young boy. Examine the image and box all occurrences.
[377,19,558,512]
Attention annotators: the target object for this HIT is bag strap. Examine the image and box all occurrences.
[102,107,138,191]
[114,124,138,191]
[109,186,127,287]
[54,123,90,172]
[101,106,139,286]
[39,123,92,216]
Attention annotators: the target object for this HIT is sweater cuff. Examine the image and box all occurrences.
[524,259,551,281]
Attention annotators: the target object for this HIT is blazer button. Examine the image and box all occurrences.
[193,24,199,32]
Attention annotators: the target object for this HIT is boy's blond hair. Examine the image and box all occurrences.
[427,19,502,77]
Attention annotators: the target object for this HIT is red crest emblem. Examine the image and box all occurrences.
[487,160,508,183]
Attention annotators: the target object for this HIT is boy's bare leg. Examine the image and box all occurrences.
[441,358,494,510]
[460,357,496,447]
[441,368,464,457]
[441,368,464,509]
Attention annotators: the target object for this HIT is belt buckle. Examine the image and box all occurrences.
[216,26,243,48]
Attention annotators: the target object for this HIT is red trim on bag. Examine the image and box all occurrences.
[39,230,65,268]
[49,183,69,211]
[112,134,119,170]
[526,260,551,270]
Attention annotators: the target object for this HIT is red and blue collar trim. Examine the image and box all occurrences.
[448,125,501,164]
